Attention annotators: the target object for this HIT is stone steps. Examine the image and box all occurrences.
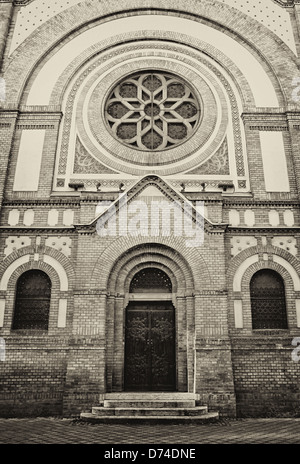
[80,393,219,424]
[92,406,209,416]
[101,392,199,400]
[80,411,219,424]
[103,400,196,408]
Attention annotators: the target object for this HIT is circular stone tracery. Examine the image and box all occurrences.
[105,71,200,151]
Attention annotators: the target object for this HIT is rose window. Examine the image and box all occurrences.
[105,72,200,151]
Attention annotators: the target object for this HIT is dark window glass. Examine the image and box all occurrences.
[12,270,51,330]
[250,269,287,329]
[130,268,172,293]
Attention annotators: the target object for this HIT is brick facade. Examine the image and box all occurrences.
[0,0,300,418]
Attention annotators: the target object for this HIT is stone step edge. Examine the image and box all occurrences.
[80,412,219,422]
[103,401,196,408]
[101,393,200,400]
[92,406,208,416]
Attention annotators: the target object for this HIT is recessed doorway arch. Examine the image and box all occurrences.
[104,242,196,393]
[124,267,176,391]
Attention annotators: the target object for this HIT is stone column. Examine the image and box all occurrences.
[175,295,187,392]
[105,295,116,392]
[186,295,195,392]
[112,296,125,391]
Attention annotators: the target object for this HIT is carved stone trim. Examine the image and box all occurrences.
[73,137,117,174]
[249,125,288,131]
[186,138,229,175]
[16,124,55,130]
[57,42,244,177]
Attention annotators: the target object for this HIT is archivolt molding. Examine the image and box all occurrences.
[46,33,254,108]
[123,261,179,295]
[3,4,293,107]
[53,38,247,179]
[110,255,184,295]
[230,246,300,293]
[241,260,297,297]
[0,247,74,292]
[0,254,64,292]
[104,243,196,292]
[90,238,211,292]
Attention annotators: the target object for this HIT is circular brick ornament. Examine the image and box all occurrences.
[104,71,200,151]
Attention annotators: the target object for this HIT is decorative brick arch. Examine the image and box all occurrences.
[240,260,297,331]
[5,2,294,106]
[0,246,75,292]
[124,261,179,295]
[107,246,193,295]
[0,246,75,333]
[46,33,255,108]
[241,260,296,295]
[90,235,211,291]
[228,246,300,331]
[0,252,71,333]
[4,256,62,294]
[229,246,300,294]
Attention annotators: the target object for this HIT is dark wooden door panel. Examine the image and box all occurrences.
[150,308,176,391]
[124,302,176,391]
[124,308,150,391]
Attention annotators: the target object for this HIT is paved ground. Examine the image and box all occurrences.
[0,417,299,445]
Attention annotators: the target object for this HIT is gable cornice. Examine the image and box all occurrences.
[73,175,228,235]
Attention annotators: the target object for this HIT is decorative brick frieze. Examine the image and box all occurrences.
[45,237,72,257]
[249,126,288,131]
[16,124,55,130]
[4,235,31,256]
[230,236,258,257]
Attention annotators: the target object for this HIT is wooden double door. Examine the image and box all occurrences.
[124,301,176,391]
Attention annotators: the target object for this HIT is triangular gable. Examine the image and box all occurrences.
[74,175,228,236]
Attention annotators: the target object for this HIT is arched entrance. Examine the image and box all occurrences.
[124,268,176,391]
[104,242,196,393]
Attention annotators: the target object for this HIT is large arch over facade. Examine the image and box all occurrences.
[4,2,296,106]
[3,1,296,201]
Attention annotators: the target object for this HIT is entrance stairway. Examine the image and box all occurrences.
[80,393,219,423]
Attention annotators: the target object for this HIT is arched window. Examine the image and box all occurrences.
[130,268,172,293]
[250,269,287,330]
[12,270,51,330]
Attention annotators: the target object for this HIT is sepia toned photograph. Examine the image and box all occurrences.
[0,0,300,450]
